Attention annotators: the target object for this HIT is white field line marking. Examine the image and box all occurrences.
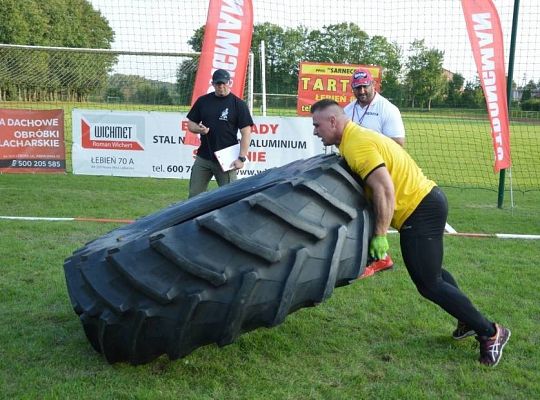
[0,216,134,223]
[2,216,539,239]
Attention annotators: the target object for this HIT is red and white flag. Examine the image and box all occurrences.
[185,0,254,146]
[461,0,511,172]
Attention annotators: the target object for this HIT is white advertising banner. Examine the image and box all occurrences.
[72,109,323,179]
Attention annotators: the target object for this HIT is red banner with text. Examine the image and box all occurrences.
[185,0,254,146]
[0,109,65,173]
[461,0,511,172]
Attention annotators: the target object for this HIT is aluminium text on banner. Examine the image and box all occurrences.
[0,108,65,173]
[72,109,321,178]
[461,0,511,172]
[238,116,323,178]
[184,0,254,146]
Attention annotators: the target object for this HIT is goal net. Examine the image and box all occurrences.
[0,0,539,192]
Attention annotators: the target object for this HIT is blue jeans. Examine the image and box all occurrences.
[188,156,237,198]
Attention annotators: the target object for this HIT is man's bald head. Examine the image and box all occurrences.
[311,99,348,146]
[310,99,345,116]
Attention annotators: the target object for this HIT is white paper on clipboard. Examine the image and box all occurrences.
[214,143,240,172]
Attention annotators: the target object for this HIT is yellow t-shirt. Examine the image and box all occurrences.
[338,121,436,230]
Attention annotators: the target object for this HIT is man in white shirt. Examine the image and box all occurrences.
[343,68,405,147]
[343,68,405,276]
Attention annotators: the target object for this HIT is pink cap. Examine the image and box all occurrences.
[351,68,374,88]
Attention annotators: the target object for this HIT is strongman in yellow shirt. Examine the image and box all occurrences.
[310,99,510,367]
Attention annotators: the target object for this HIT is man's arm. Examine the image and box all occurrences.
[392,137,405,147]
[187,120,209,135]
[238,125,251,158]
[231,125,252,169]
[365,166,395,259]
[381,101,405,147]
[365,166,395,235]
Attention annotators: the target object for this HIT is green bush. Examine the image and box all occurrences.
[521,98,540,111]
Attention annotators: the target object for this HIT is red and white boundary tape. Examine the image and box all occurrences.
[383,222,539,240]
[0,216,135,224]
[1,215,539,240]
[446,232,540,240]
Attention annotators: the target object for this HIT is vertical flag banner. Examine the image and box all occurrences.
[461,0,511,172]
[185,0,254,146]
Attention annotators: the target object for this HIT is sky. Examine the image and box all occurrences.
[89,0,540,86]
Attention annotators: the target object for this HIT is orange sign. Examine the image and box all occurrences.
[296,62,382,116]
[0,109,65,173]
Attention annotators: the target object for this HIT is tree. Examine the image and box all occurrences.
[0,0,49,45]
[178,23,307,101]
[176,57,199,105]
[187,25,205,52]
[107,74,146,102]
[104,86,125,102]
[40,0,115,100]
[303,24,403,100]
[134,84,173,105]
[305,23,369,64]
[445,73,465,107]
[520,79,537,103]
[0,0,49,100]
[363,35,402,103]
[521,98,540,111]
[274,26,309,94]
[0,0,115,101]
[461,78,485,109]
[404,39,446,109]
[179,22,404,104]
[251,23,288,95]
[105,74,174,105]
[174,25,206,104]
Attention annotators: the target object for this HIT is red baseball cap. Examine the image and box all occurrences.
[351,68,374,88]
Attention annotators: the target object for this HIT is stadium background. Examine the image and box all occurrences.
[0,0,539,194]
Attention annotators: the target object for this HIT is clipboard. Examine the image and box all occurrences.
[214,143,241,172]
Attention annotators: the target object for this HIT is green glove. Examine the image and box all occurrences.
[369,235,389,260]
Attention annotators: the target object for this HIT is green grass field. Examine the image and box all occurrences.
[403,113,540,191]
[1,173,539,399]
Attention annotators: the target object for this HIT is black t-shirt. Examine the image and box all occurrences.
[187,92,254,160]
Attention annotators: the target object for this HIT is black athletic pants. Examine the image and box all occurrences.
[399,187,495,337]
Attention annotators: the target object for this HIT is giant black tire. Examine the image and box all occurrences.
[64,154,373,365]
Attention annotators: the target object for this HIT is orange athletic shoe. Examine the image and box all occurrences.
[359,254,394,279]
